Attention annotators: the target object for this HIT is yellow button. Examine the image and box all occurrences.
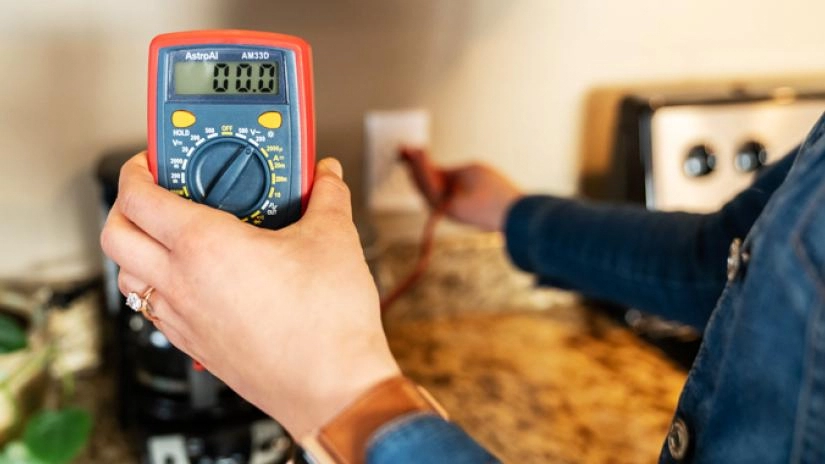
[171,110,196,128]
[258,111,282,129]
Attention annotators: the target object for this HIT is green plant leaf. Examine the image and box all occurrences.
[0,315,26,354]
[0,441,49,464]
[23,408,92,464]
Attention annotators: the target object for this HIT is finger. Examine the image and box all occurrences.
[118,271,182,323]
[304,158,353,221]
[155,321,194,356]
[116,152,212,248]
[101,209,171,288]
[154,316,206,370]
[117,270,196,344]
[399,147,447,205]
[116,269,151,297]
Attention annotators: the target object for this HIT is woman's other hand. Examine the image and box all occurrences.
[400,147,522,231]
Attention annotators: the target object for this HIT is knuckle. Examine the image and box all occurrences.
[99,224,117,257]
[116,189,139,219]
[116,165,133,200]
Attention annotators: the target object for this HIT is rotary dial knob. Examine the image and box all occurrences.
[188,138,269,216]
[734,141,767,173]
[683,144,717,178]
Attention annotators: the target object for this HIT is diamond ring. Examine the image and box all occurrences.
[126,287,159,323]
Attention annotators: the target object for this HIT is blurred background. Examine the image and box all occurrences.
[5,0,825,279]
[2,1,825,463]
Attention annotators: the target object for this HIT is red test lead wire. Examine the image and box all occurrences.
[380,148,454,314]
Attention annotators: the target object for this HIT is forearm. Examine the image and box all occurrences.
[505,149,797,330]
[506,197,724,328]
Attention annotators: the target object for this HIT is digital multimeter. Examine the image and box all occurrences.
[148,30,315,229]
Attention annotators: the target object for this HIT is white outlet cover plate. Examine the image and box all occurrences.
[365,109,430,213]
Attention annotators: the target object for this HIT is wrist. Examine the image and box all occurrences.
[289,346,401,439]
[300,375,448,464]
[494,194,523,231]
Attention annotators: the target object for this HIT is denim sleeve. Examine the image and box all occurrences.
[366,413,500,464]
[505,149,797,330]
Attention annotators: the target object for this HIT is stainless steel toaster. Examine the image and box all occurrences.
[582,82,825,213]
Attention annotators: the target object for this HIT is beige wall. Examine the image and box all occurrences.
[2,0,825,278]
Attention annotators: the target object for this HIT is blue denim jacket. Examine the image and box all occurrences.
[364,114,825,463]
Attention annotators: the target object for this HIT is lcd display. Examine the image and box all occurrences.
[174,61,280,95]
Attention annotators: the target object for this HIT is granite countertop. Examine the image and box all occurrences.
[76,231,687,463]
[378,233,688,463]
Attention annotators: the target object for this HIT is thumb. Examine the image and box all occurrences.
[304,157,352,221]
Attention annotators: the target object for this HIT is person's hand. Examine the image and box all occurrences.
[400,148,522,231]
[100,152,400,439]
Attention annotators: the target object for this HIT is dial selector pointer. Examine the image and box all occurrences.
[189,138,268,216]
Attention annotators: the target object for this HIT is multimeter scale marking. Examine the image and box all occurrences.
[171,125,291,220]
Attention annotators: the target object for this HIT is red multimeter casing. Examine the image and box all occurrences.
[148,30,314,229]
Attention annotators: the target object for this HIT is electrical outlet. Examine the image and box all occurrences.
[365,109,430,213]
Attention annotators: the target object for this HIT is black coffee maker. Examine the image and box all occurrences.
[97,149,292,464]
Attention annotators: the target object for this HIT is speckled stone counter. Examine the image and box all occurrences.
[77,231,688,463]
[378,233,688,463]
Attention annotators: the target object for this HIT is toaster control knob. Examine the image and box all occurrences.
[734,141,767,173]
[683,144,717,178]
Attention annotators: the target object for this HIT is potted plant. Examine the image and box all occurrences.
[0,286,92,464]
